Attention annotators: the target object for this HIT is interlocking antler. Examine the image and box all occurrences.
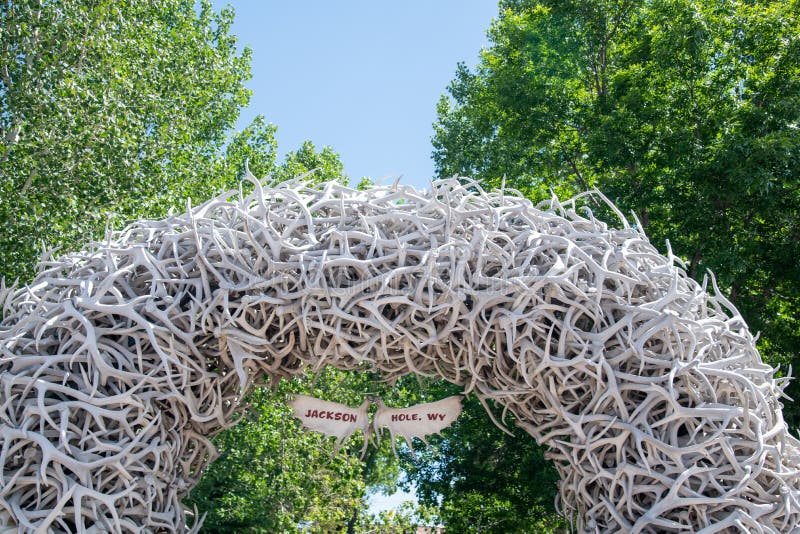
[1,175,798,532]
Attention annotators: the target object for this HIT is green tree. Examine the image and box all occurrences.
[1,1,392,530]
[433,0,800,419]
[400,384,564,533]
[273,140,347,185]
[0,0,256,281]
[428,0,800,527]
[185,381,368,534]
[187,365,424,533]
[365,501,439,534]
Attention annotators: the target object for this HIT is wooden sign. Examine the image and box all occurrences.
[373,396,463,454]
[288,395,463,453]
[288,395,370,448]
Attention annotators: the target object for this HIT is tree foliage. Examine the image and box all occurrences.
[0,1,395,531]
[185,381,366,534]
[433,0,800,419]
[428,0,800,527]
[400,386,565,533]
[0,0,258,281]
[187,366,449,533]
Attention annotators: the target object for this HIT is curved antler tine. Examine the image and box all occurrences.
[1,177,797,531]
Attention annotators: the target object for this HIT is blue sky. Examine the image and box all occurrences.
[213,1,498,190]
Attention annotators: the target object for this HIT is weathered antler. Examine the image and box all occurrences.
[1,176,798,532]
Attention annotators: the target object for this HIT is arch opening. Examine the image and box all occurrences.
[1,177,799,532]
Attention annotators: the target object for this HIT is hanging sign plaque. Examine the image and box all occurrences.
[289,395,463,452]
[288,395,371,447]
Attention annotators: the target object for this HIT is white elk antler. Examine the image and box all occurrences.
[0,175,798,532]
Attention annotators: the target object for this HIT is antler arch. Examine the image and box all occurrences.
[1,177,798,532]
